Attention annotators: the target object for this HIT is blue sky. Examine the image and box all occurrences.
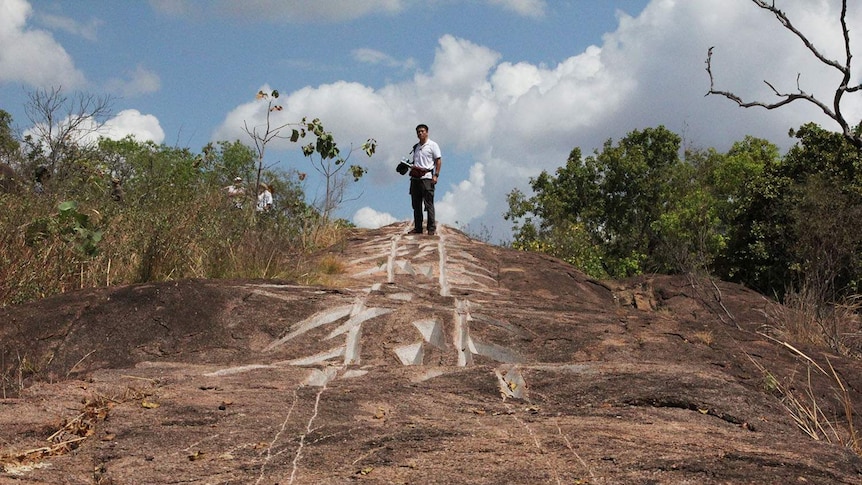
[2,0,860,242]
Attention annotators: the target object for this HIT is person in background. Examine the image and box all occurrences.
[226,177,245,209]
[34,166,49,194]
[110,177,124,202]
[256,183,273,212]
[407,124,442,235]
[0,164,18,193]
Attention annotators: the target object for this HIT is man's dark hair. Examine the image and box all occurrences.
[416,124,429,132]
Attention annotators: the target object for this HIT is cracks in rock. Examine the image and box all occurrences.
[288,384,327,484]
[504,402,563,485]
[622,397,749,429]
[255,385,300,485]
[556,420,595,480]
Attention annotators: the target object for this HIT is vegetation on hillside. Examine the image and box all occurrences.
[0,88,374,307]
[505,124,862,293]
[505,123,862,354]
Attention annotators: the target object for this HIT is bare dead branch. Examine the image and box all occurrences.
[705,0,862,149]
[24,86,114,173]
[706,48,829,113]
[752,0,846,73]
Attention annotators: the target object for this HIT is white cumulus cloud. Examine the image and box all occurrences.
[35,11,102,41]
[100,109,165,144]
[0,0,85,88]
[104,64,162,97]
[436,162,487,226]
[353,206,399,229]
[151,0,549,22]
[26,109,166,148]
[487,0,546,18]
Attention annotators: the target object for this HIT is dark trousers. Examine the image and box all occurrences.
[410,178,436,233]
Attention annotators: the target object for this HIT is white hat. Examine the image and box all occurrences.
[234,177,242,182]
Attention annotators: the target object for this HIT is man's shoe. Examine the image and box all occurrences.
[408,229,422,234]
[427,231,436,236]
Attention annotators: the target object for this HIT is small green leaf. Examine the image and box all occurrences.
[58,201,78,212]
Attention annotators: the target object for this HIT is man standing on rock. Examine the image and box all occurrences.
[408,124,442,235]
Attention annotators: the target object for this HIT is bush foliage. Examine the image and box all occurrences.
[0,129,345,307]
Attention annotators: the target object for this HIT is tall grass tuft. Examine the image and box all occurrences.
[772,284,862,357]
[754,287,862,455]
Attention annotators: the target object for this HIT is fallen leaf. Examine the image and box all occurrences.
[188,450,204,461]
[141,400,160,409]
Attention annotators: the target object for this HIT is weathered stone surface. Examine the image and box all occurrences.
[2,223,861,484]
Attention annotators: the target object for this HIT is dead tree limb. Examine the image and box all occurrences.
[705,0,862,148]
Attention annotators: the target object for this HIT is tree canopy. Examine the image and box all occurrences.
[506,123,862,304]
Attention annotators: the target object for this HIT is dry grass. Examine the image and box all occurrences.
[0,187,352,307]
[693,330,714,347]
[0,350,56,399]
[770,288,862,357]
[750,336,861,454]
[752,286,862,455]
[317,254,346,275]
[0,387,152,475]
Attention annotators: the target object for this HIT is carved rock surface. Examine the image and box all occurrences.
[2,223,861,484]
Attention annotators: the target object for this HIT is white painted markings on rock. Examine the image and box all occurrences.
[212,224,531,394]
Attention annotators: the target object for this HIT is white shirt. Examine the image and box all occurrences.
[257,190,273,211]
[412,140,441,179]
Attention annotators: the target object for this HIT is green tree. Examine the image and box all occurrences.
[506,126,687,278]
[97,137,199,207]
[0,109,20,166]
[717,124,862,300]
[783,124,862,300]
[200,140,257,186]
[649,157,719,274]
[595,126,682,275]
